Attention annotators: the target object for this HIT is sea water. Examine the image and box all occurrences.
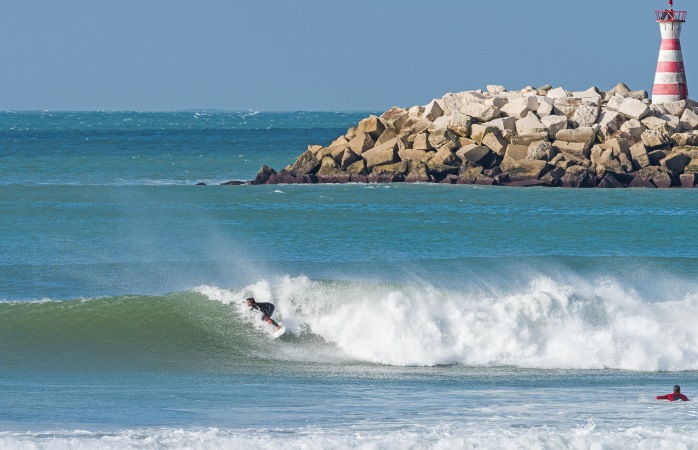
[1,112,697,449]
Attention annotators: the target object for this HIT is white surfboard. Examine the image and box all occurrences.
[272,325,286,339]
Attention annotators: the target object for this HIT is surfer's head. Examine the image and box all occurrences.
[674,385,681,393]
[246,297,256,307]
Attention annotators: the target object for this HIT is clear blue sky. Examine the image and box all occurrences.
[0,0,694,111]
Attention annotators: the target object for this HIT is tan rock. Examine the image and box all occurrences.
[429,148,457,166]
[349,133,375,155]
[424,100,444,122]
[541,115,568,140]
[661,152,691,172]
[361,138,398,169]
[509,132,550,146]
[380,107,409,133]
[663,100,686,117]
[571,102,600,128]
[428,128,458,150]
[618,97,650,120]
[448,112,472,137]
[641,129,671,149]
[413,133,434,151]
[527,140,555,161]
[357,115,386,139]
[507,159,548,181]
[482,131,509,157]
[537,97,555,117]
[620,119,646,138]
[673,133,698,147]
[500,144,530,171]
[398,148,428,162]
[680,108,698,131]
[552,140,590,159]
[515,112,547,135]
[461,103,501,122]
[456,144,493,167]
[553,97,582,119]
[555,127,595,146]
[629,142,650,169]
[470,124,498,144]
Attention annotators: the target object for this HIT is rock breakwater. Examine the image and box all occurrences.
[249,83,698,188]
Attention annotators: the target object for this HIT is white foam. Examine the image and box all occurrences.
[2,425,698,450]
[197,275,698,371]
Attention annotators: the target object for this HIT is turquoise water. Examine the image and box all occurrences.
[1,112,697,448]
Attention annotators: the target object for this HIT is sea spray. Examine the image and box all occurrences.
[201,275,698,370]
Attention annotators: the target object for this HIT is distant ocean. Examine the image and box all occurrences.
[1,111,697,449]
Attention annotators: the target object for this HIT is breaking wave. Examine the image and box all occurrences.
[3,274,697,372]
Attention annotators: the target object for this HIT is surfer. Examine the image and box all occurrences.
[656,385,690,402]
[246,297,281,331]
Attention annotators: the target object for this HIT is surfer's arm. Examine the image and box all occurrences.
[656,395,670,400]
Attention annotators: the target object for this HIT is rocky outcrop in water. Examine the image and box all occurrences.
[249,83,698,188]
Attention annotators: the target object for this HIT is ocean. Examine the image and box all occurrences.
[1,111,697,449]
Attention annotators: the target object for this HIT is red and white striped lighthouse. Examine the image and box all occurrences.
[652,0,689,104]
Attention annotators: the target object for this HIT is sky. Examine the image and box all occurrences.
[0,0,694,111]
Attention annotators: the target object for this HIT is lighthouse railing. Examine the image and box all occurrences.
[656,10,687,22]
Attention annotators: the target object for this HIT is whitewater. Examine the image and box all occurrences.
[1,112,697,449]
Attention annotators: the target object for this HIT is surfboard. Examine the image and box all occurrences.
[272,325,286,339]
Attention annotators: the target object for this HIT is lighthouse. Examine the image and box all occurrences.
[652,0,689,104]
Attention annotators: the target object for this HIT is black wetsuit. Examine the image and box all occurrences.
[252,302,279,327]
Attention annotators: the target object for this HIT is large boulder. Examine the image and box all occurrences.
[424,100,444,122]
[470,124,498,144]
[527,140,555,160]
[252,165,277,185]
[361,138,398,169]
[541,115,568,140]
[357,115,386,140]
[429,147,457,166]
[380,107,409,133]
[552,140,590,159]
[448,112,472,137]
[641,129,671,149]
[481,130,509,156]
[637,166,674,188]
[461,102,501,122]
[291,150,321,175]
[515,112,547,135]
[661,152,691,173]
[556,127,595,146]
[456,144,495,167]
[620,119,646,139]
[572,102,600,128]
[500,96,537,119]
[680,108,698,131]
[553,97,583,119]
[663,100,686,117]
[507,159,548,181]
[596,111,627,141]
[537,97,555,117]
[485,117,517,133]
[404,161,430,183]
[413,133,434,151]
[398,148,428,162]
[560,165,594,187]
[673,133,698,147]
[618,97,650,120]
[428,128,458,150]
[500,144,530,171]
[546,87,568,99]
[348,132,375,155]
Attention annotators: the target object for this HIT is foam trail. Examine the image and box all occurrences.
[201,275,698,371]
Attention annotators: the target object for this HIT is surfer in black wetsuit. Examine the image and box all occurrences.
[247,297,281,331]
